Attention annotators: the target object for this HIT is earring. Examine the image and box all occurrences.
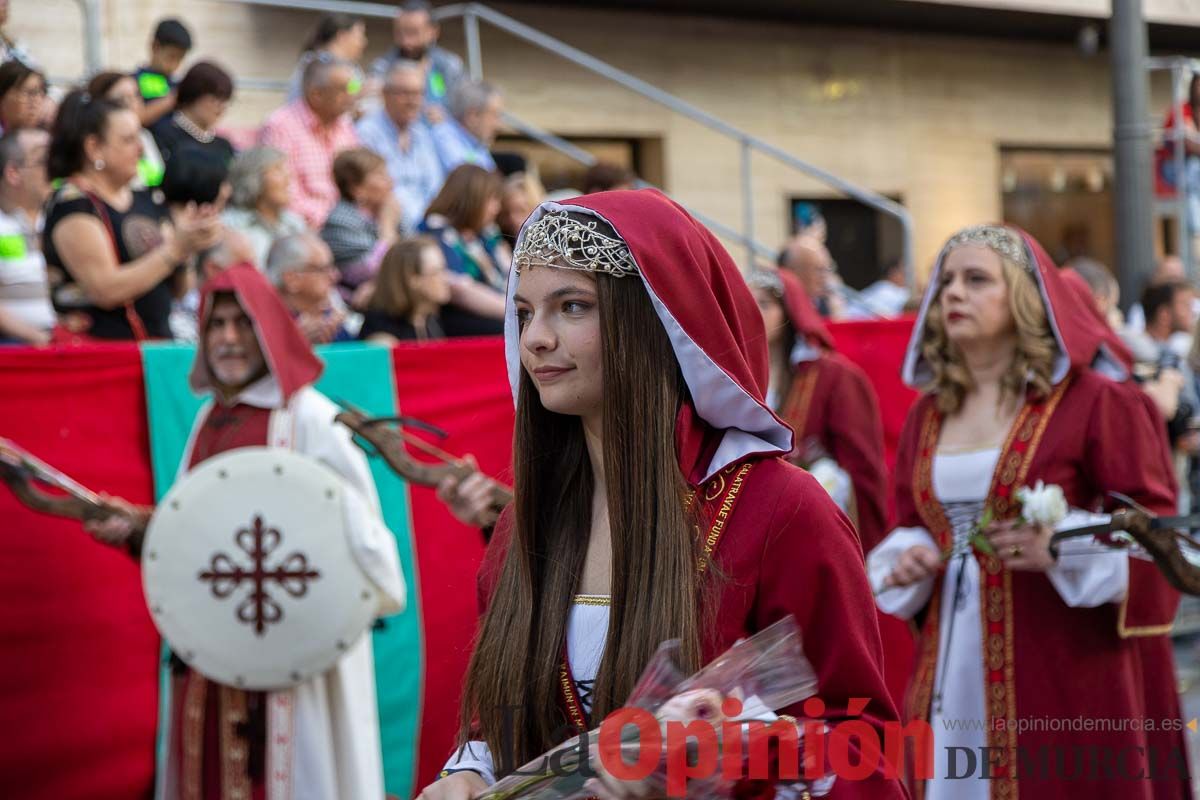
[93,159,105,171]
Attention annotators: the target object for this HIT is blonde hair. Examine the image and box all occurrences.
[920,225,1057,414]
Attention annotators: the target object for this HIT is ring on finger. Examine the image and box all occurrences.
[1009,544,1022,558]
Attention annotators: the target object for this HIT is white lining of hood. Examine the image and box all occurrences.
[790,338,822,365]
[901,237,1127,388]
[506,201,792,483]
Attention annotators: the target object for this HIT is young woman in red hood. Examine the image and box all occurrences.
[748,266,889,551]
[419,190,907,800]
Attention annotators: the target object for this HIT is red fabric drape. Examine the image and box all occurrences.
[827,316,919,468]
[827,317,921,709]
[389,337,512,790]
[0,345,159,799]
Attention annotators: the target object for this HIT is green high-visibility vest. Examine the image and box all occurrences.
[0,232,26,259]
[139,72,171,100]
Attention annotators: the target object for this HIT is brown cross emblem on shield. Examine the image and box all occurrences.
[198,515,321,636]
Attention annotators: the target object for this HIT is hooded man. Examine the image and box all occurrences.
[87,262,405,800]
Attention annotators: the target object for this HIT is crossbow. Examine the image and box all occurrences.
[0,438,146,552]
[333,403,512,518]
[1049,492,1200,596]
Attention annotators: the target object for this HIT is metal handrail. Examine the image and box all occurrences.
[498,110,779,260]
[1146,56,1200,277]
[73,0,103,75]
[215,0,914,282]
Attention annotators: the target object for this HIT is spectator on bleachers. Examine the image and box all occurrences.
[171,231,256,344]
[356,60,444,231]
[86,71,166,189]
[431,79,500,173]
[134,18,192,128]
[779,234,840,318]
[417,164,507,333]
[287,13,368,103]
[359,236,459,342]
[0,128,53,344]
[497,171,539,243]
[267,231,356,344]
[321,147,401,302]
[1064,256,1122,330]
[150,60,235,166]
[1125,255,1191,333]
[159,148,250,340]
[223,146,308,269]
[44,91,219,340]
[370,0,464,107]
[1157,73,1200,237]
[849,257,910,319]
[0,60,45,134]
[582,161,635,194]
[258,57,360,228]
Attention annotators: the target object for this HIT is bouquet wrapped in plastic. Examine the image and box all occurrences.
[476,616,834,799]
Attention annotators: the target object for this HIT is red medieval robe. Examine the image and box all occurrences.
[774,268,888,552]
[892,370,1190,800]
[478,433,910,799]
[780,353,889,551]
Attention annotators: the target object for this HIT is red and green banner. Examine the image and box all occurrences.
[0,318,916,799]
[0,338,511,799]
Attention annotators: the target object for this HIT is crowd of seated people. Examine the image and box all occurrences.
[0,1,557,347]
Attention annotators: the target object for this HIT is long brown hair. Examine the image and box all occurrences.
[424,163,501,233]
[369,237,437,318]
[458,257,709,770]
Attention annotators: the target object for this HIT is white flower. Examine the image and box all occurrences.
[1015,480,1068,527]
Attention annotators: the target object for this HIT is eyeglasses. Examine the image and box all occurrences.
[12,87,45,101]
[298,262,336,275]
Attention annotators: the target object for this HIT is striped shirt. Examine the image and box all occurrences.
[0,207,53,332]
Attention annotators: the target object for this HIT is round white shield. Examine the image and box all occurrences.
[142,447,380,690]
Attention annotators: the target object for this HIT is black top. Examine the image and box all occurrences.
[150,116,235,166]
[358,305,501,342]
[44,184,175,340]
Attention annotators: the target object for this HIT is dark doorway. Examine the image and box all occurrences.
[788,196,904,290]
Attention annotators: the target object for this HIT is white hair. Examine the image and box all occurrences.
[448,79,499,122]
[386,59,425,84]
[227,146,286,209]
[266,232,320,286]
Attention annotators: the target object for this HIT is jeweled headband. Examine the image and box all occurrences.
[744,268,784,297]
[513,210,639,277]
[942,225,1034,274]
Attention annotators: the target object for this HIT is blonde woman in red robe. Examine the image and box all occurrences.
[418,189,908,800]
[868,225,1191,800]
[748,267,889,551]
